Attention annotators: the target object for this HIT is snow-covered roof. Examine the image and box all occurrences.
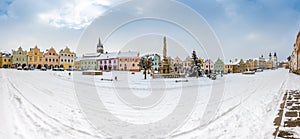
[226,60,240,65]
[97,52,119,60]
[83,53,100,57]
[117,51,139,58]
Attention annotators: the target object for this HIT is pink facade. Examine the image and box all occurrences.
[97,51,139,71]
[98,58,118,71]
[204,59,214,74]
[118,57,139,71]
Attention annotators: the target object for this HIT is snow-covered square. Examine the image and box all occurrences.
[0,68,299,138]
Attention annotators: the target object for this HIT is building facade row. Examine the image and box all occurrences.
[0,46,75,70]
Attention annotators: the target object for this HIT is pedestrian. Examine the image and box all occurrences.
[69,72,71,76]
[115,76,118,81]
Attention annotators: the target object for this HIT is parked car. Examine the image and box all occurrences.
[30,66,35,70]
[256,69,263,72]
[53,67,59,71]
[24,66,29,70]
[59,67,64,71]
[41,67,47,71]
[17,66,22,70]
[67,68,74,71]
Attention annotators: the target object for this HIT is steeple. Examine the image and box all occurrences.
[97,37,104,54]
[274,52,277,57]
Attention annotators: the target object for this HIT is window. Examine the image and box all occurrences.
[46,58,48,62]
[56,59,58,62]
[30,57,32,61]
[120,64,122,67]
[65,59,67,62]
[61,59,63,62]
[4,59,6,62]
[40,58,42,61]
[132,64,135,67]
[16,58,18,61]
[68,59,70,62]
[49,53,51,55]
[49,59,51,62]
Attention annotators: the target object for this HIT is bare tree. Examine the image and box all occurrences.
[138,55,153,80]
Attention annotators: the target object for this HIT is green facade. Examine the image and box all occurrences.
[214,58,225,73]
[12,47,28,67]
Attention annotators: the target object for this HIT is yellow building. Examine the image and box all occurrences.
[59,47,76,70]
[0,52,13,68]
[0,52,1,67]
[28,45,44,69]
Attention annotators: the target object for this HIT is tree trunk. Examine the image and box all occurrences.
[144,69,147,79]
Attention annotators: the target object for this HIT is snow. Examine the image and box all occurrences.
[0,68,299,138]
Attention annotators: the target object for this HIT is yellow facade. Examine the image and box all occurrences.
[224,64,234,73]
[0,54,13,68]
[28,46,44,69]
[59,47,76,70]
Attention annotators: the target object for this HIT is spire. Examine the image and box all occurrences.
[97,37,104,54]
[269,52,271,57]
[274,52,277,57]
[97,38,103,48]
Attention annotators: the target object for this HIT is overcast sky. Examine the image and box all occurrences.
[0,0,300,62]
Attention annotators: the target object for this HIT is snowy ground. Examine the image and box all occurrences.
[0,68,298,139]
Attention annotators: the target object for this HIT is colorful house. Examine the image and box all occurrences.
[1,52,13,68]
[225,59,246,73]
[98,52,118,71]
[290,31,300,73]
[44,47,59,69]
[245,59,258,71]
[74,58,81,70]
[80,53,100,70]
[59,47,76,70]
[151,54,161,72]
[183,56,192,73]
[28,46,44,69]
[214,58,224,73]
[118,51,140,71]
[12,46,27,68]
[173,56,183,73]
[204,59,214,74]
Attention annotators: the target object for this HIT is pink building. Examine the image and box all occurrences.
[118,51,139,71]
[204,59,214,74]
[97,51,139,71]
[97,52,118,71]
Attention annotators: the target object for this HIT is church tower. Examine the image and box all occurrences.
[97,38,104,54]
[273,52,278,68]
[269,52,272,61]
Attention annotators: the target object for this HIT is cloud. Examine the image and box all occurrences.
[0,0,14,17]
[39,0,117,30]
